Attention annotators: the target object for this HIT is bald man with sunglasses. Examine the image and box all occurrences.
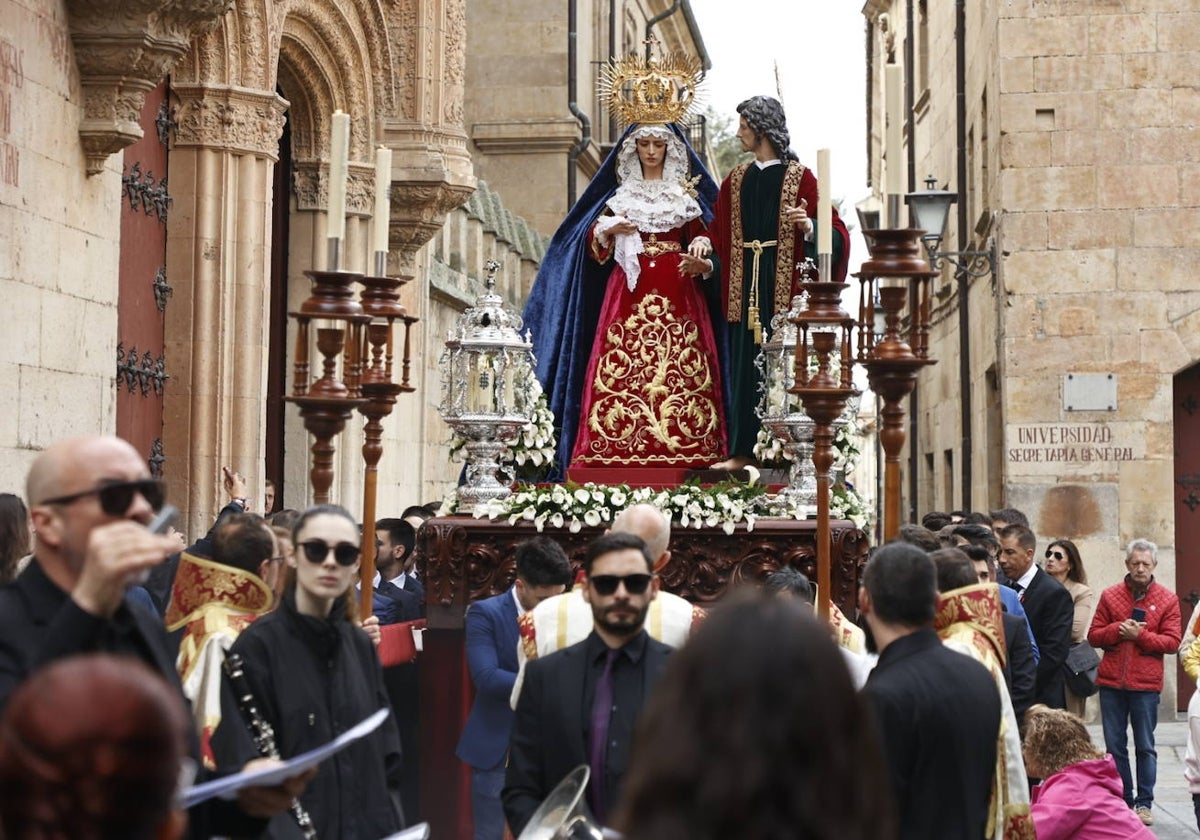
[502,532,673,836]
[0,435,308,839]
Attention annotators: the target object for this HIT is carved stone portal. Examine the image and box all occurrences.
[65,0,234,174]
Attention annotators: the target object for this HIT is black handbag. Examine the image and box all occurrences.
[1063,642,1101,697]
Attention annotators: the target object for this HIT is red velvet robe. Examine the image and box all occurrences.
[569,220,727,467]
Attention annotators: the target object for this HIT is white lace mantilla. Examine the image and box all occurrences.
[604,178,701,233]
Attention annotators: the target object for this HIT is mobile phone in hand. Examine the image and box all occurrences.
[1132,607,1147,622]
[130,504,179,586]
[147,504,179,535]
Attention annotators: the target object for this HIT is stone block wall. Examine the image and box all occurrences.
[994,2,1199,594]
[0,0,122,496]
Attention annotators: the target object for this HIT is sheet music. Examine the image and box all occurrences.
[181,708,390,808]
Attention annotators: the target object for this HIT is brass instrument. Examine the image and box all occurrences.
[518,765,618,840]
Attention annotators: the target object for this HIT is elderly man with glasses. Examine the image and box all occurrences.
[1088,539,1182,827]
[0,435,308,840]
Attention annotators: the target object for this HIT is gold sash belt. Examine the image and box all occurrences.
[742,239,778,344]
[643,240,682,258]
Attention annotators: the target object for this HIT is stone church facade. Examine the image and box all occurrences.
[862,0,1200,705]
[0,0,708,536]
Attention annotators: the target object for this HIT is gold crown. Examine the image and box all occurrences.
[600,51,705,125]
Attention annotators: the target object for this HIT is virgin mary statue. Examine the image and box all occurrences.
[522,53,729,480]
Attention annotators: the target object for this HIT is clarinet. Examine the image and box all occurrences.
[223,652,318,840]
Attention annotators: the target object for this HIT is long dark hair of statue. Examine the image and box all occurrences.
[736,96,799,163]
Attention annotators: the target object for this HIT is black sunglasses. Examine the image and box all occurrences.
[299,540,360,567]
[589,573,653,596]
[1045,549,1065,561]
[41,479,165,516]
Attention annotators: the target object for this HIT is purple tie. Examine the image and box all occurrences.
[588,648,618,823]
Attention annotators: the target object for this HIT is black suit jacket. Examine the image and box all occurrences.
[1019,567,1074,707]
[502,632,672,836]
[1001,611,1037,721]
[863,628,1000,840]
[375,578,424,820]
[0,561,263,840]
[402,574,425,616]
[377,579,423,623]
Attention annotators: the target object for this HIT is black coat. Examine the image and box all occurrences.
[0,561,264,840]
[863,628,1001,840]
[1019,567,1074,708]
[1002,611,1037,721]
[212,588,405,840]
[377,578,423,821]
[502,632,673,836]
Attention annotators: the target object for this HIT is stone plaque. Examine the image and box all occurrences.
[1063,373,1117,411]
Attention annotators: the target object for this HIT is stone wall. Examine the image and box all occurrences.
[0,0,121,495]
[370,181,547,514]
[864,0,1200,708]
[992,2,1200,589]
[464,0,708,238]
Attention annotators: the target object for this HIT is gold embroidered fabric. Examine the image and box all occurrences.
[774,162,804,313]
[724,161,806,322]
[726,162,750,322]
[575,292,722,464]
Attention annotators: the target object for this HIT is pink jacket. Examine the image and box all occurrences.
[1031,756,1155,839]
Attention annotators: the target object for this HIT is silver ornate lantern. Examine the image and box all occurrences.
[756,293,818,514]
[439,260,536,504]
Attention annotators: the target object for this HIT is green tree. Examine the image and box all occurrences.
[704,107,751,180]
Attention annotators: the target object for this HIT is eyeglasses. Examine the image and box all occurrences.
[1044,549,1066,561]
[41,478,165,516]
[298,540,360,567]
[589,573,653,596]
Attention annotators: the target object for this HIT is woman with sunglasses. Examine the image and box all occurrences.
[1044,539,1097,717]
[212,504,406,839]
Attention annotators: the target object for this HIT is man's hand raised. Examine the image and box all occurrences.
[72,521,179,617]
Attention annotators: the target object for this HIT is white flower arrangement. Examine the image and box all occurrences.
[753,422,861,474]
[437,470,870,535]
[750,421,871,532]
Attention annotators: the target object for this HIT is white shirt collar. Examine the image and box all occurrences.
[511,586,527,616]
[754,158,783,170]
[371,570,408,589]
[1015,564,1039,591]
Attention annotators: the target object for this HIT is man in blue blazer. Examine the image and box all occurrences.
[456,537,572,840]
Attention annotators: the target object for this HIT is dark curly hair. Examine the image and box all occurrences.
[614,593,893,840]
[736,96,798,162]
[0,654,188,840]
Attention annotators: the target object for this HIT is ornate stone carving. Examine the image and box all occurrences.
[386,121,476,265]
[389,179,475,266]
[65,0,235,174]
[291,161,378,215]
[291,161,326,212]
[171,84,288,159]
[442,0,466,125]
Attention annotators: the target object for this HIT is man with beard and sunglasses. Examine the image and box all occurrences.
[0,435,308,839]
[503,532,673,836]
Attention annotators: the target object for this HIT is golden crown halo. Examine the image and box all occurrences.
[600,50,705,125]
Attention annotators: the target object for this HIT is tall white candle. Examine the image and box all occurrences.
[885,64,903,196]
[817,148,832,256]
[372,146,392,257]
[327,110,350,243]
